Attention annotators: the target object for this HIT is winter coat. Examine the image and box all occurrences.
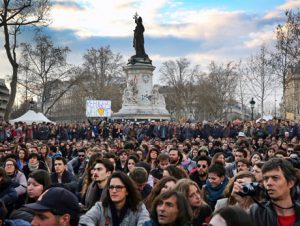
[67,157,86,177]
[79,202,150,226]
[0,180,18,213]
[84,182,106,211]
[10,170,27,196]
[22,161,48,179]
[51,170,78,193]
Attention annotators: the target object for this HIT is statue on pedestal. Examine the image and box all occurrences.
[129,13,151,64]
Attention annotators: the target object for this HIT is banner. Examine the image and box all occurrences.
[86,100,111,117]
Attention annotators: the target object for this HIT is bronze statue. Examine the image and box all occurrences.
[132,13,149,59]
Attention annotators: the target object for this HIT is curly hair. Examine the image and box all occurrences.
[102,171,142,211]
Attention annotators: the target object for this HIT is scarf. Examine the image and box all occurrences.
[28,162,39,172]
[110,200,129,226]
[205,176,229,202]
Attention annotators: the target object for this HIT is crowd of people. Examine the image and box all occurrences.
[0,118,299,226]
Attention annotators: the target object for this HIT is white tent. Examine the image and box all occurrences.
[36,112,54,124]
[9,110,55,125]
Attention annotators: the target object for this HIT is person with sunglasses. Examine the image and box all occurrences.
[67,148,87,178]
[79,171,149,226]
[190,156,211,189]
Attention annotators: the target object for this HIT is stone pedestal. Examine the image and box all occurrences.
[112,60,170,121]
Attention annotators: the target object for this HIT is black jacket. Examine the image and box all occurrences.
[250,201,300,226]
[0,180,18,214]
[51,170,78,193]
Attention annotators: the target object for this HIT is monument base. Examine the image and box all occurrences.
[112,106,170,121]
[113,55,170,121]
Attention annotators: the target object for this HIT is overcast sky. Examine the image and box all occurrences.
[0,0,299,111]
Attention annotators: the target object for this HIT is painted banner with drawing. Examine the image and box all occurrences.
[86,100,111,117]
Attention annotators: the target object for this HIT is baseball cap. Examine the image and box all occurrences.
[25,187,79,217]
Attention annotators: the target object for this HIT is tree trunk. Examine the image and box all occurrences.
[4,67,18,121]
[3,22,19,121]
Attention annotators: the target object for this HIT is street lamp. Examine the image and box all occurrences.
[250,97,255,120]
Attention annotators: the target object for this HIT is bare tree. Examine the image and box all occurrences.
[69,46,125,114]
[159,58,202,119]
[18,34,77,115]
[235,60,252,119]
[0,0,50,120]
[204,61,238,120]
[245,45,277,116]
[272,9,300,116]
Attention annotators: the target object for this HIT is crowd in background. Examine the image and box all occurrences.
[0,118,299,225]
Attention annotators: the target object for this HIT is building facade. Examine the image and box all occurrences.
[284,62,300,120]
[0,79,9,120]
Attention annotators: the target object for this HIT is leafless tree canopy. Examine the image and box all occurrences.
[272,9,300,115]
[160,58,238,121]
[67,46,125,116]
[18,34,77,115]
[0,0,50,120]
[245,45,277,116]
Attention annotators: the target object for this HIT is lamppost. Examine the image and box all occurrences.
[250,97,255,120]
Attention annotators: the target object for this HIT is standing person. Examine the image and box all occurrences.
[79,171,150,226]
[26,187,80,226]
[142,190,193,226]
[250,158,300,226]
[51,156,77,193]
[84,158,114,211]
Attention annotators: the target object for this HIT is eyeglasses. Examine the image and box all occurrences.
[197,164,207,168]
[78,155,85,157]
[109,185,125,191]
[287,149,294,152]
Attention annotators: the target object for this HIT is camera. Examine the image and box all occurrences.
[238,182,261,197]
